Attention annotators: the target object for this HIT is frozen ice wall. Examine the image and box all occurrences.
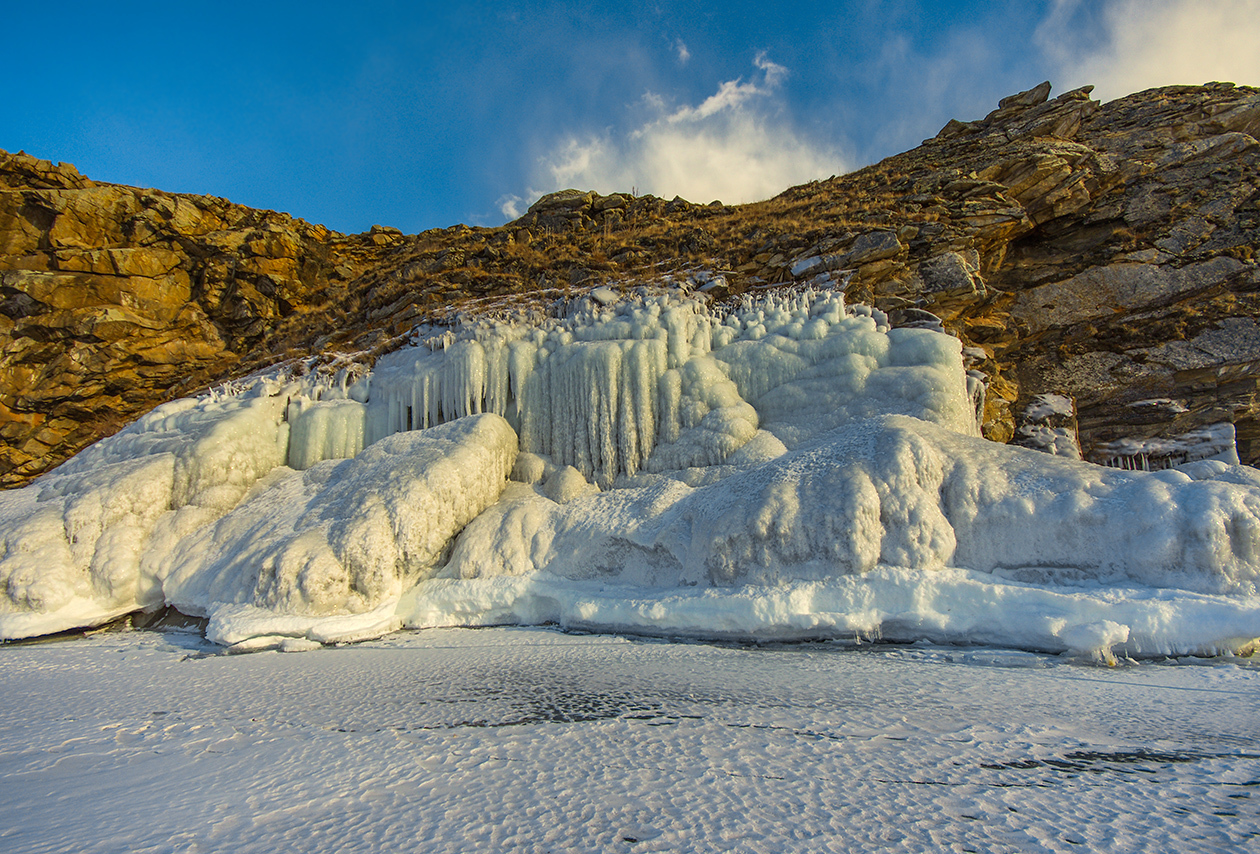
[362,290,978,488]
[1,285,1258,657]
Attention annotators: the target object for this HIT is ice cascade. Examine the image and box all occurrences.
[1,287,1258,658]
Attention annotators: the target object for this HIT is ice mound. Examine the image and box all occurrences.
[2,287,1259,657]
[415,414,1260,657]
[445,415,1260,591]
[0,386,289,639]
[160,414,517,643]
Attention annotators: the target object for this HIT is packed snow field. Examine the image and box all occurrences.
[1,286,1259,657]
[1,627,1257,853]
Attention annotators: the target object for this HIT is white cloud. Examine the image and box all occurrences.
[497,194,525,220]
[512,54,846,218]
[668,53,788,123]
[1038,0,1260,101]
[673,38,690,65]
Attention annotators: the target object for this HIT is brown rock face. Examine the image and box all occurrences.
[0,152,367,485]
[2,80,1259,485]
[957,82,1260,462]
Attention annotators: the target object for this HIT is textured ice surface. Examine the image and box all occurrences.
[160,414,517,644]
[0,386,290,639]
[2,289,1259,655]
[2,629,1258,854]
[456,413,1260,593]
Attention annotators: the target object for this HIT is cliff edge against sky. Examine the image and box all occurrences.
[2,80,1259,486]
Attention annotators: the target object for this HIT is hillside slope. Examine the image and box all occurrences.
[2,80,1258,486]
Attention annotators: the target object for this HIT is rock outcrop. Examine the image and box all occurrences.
[0,152,389,484]
[2,80,1259,484]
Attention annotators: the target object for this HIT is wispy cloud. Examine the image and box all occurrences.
[666,53,788,122]
[497,195,526,220]
[1037,0,1260,100]
[500,53,846,220]
[673,38,690,65]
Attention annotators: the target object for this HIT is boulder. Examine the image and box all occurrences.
[999,81,1053,109]
[527,189,595,214]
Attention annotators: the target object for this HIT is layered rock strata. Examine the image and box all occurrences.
[0,153,400,484]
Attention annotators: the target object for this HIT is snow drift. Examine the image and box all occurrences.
[2,287,1258,657]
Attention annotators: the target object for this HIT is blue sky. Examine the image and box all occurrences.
[5,1,1258,234]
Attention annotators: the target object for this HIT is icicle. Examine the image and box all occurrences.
[359,287,971,481]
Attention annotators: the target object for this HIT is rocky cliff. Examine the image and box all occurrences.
[2,80,1259,486]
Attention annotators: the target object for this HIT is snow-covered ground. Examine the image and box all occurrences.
[1,626,1258,854]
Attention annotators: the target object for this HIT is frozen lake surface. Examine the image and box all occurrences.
[1,627,1258,853]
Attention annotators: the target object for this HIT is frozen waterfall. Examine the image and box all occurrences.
[354,290,977,488]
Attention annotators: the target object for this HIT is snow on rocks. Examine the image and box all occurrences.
[1095,422,1241,471]
[1015,393,1083,459]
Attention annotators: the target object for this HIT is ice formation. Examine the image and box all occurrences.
[161,414,517,641]
[1096,422,1241,471]
[2,286,1259,657]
